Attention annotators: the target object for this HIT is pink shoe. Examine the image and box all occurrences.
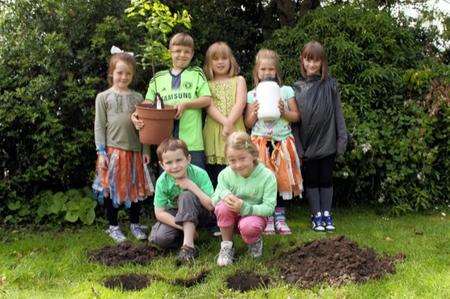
[275,218,292,235]
[263,216,275,235]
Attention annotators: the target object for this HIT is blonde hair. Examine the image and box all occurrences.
[252,49,282,88]
[225,132,259,166]
[169,32,194,50]
[300,41,328,80]
[203,42,239,80]
[107,53,136,86]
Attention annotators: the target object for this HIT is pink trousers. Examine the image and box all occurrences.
[214,201,267,244]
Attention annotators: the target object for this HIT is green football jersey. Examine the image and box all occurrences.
[145,66,211,151]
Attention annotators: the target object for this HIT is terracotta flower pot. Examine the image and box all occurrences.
[135,103,177,145]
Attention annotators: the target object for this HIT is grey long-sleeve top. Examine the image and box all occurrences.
[292,76,347,160]
[94,88,149,155]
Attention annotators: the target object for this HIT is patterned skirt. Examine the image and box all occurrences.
[92,147,154,208]
[251,135,303,200]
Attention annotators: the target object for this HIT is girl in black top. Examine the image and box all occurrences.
[293,41,348,232]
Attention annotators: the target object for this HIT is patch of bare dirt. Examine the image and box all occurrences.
[226,271,270,292]
[275,235,405,288]
[103,273,150,291]
[88,241,162,266]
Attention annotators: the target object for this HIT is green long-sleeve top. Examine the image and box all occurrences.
[94,88,149,155]
[212,163,277,217]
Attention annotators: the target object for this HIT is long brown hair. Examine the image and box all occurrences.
[300,41,328,80]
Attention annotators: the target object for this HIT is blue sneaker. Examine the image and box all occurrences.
[311,214,325,232]
[322,214,335,231]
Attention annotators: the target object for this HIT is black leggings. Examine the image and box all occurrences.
[105,196,141,226]
[302,154,335,188]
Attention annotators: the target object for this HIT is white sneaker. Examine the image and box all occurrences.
[217,241,234,266]
[248,238,263,258]
[130,223,147,240]
[105,225,127,243]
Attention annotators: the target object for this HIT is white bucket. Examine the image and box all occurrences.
[256,80,281,121]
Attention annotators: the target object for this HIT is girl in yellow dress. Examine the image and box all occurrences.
[203,42,247,187]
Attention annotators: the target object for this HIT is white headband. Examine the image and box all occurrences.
[110,45,134,57]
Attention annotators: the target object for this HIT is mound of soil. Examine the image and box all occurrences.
[275,235,405,288]
[103,273,150,291]
[226,271,270,292]
[171,270,209,287]
[88,241,161,266]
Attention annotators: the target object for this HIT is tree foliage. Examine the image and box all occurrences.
[264,4,449,213]
[0,0,448,223]
[0,0,147,222]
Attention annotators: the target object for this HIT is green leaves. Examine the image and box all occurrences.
[33,189,98,225]
[125,0,191,72]
[265,3,449,213]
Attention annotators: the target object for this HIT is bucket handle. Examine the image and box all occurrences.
[155,92,164,109]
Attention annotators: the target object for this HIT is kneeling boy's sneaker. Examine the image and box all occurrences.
[248,238,263,258]
[106,225,127,243]
[322,212,335,231]
[177,245,198,263]
[130,223,148,240]
[311,215,325,232]
[217,241,234,266]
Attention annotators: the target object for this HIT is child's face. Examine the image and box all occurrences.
[226,148,256,178]
[302,57,322,76]
[160,149,191,179]
[112,60,133,90]
[170,45,194,70]
[257,58,277,81]
[211,55,230,76]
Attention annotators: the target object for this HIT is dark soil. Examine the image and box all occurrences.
[88,241,162,266]
[226,271,271,292]
[275,235,406,288]
[103,273,150,291]
[171,270,209,287]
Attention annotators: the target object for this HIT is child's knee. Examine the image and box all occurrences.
[238,217,265,237]
[150,225,180,249]
[214,202,233,218]
[178,191,197,206]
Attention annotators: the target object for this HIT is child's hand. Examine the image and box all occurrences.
[143,154,150,165]
[249,101,259,118]
[222,121,235,138]
[278,99,285,115]
[131,112,144,129]
[175,177,194,191]
[175,103,187,119]
[224,194,243,213]
[97,154,108,169]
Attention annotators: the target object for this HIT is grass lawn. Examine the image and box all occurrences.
[0,206,449,298]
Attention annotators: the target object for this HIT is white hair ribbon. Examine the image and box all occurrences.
[110,45,134,56]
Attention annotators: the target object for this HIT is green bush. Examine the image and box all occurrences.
[263,4,449,213]
[0,0,150,222]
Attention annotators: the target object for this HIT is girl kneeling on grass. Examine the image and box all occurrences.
[211,132,277,266]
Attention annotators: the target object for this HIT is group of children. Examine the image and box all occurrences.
[93,32,347,265]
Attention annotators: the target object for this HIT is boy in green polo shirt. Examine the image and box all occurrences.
[149,138,215,262]
[132,32,211,169]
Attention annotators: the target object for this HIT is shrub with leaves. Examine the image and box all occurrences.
[263,4,449,213]
[0,0,147,223]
